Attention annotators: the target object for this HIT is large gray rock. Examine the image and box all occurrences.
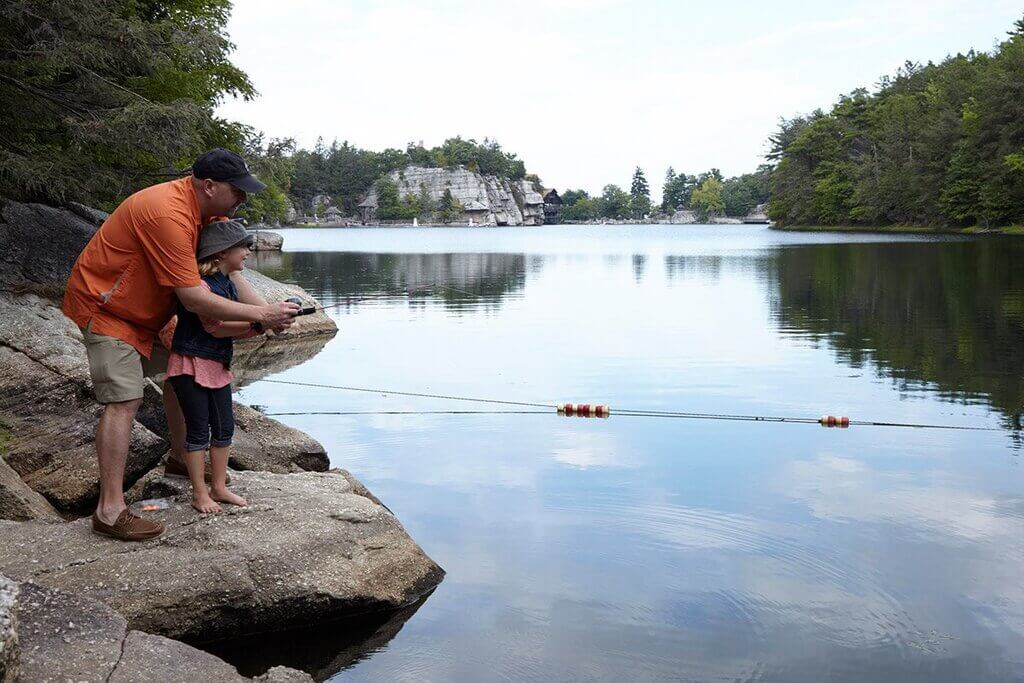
[230,403,329,472]
[247,228,284,251]
[232,334,333,388]
[239,269,337,339]
[0,455,62,523]
[0,200,100,293]
[12,580,312,682]
[0,577,17,683]
[0,470,444,643]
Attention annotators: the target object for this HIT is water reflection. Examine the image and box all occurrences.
[254,251,526,311]
[767,240,1024,427]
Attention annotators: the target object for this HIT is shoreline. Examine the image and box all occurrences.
[771,223,1024,236]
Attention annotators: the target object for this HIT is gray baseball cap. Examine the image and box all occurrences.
[197,219,254,261]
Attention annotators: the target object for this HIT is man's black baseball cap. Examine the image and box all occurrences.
[192,148,267,193]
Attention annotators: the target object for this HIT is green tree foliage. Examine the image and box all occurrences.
[438,188,462,223]
[374,176,426,221]
[690,177,725,221]
[722,165,772,217]
[769,16,1024,227]
[662,168,699,211]
[561,189,589,206]
[559,189,598,221]
[597,184,630,219]
[0,0,254,209]
[235,135,295,225]
[629,167,651,218]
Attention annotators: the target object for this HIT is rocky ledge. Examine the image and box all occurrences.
[0,470,443,644]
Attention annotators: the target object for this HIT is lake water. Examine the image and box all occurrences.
[232,225,1024,682]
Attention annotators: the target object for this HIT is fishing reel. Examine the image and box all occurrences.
[285,296,318,316]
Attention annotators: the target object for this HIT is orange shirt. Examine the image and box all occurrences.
[63,177,207,358]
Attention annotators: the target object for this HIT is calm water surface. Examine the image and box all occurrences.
[233,226,1024,682]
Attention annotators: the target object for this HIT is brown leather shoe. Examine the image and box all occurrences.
[164,455,229,484]
[92,509,164,542]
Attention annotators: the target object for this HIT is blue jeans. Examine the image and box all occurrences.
[168,375,234,452]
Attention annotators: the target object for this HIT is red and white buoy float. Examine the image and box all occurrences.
[558,403,610,418]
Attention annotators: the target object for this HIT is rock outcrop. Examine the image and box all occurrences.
[741,203,770,224]
[246,228,284,251]
[360,166,546,226]
[239,268,336,339]
[232,334,333,388]
[0,454,63,523]
[0,470,444,644]
[7,579,312,682]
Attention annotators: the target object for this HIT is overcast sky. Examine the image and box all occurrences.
[217,0,1021,201]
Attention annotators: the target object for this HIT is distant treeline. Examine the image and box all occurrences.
[559,165,770,222]
[769,16,1024,228]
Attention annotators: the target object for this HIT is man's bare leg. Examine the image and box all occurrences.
[95,398,142,525]
[162,380,188,464]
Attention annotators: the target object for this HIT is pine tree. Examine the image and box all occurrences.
[0,0,255,208]
[629,167,651,218]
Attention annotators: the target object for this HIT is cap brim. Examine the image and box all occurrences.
[229,174,267,193]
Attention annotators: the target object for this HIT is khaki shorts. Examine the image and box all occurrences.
[81,322,170,404]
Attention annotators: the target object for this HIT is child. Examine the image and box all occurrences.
[167,220,263,513]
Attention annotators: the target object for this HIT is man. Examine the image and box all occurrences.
[63,149,300,541]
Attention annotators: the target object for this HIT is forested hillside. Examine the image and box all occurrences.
[769,16,1024,228]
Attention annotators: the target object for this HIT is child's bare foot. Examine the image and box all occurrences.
[192,494,222,514]
[210,488,248,507]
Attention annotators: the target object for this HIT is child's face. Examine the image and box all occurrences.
[220,245,250,272]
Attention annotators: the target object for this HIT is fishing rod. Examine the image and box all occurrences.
[258,378,1003,432]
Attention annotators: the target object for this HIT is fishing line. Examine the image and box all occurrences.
[258,379,1003,432]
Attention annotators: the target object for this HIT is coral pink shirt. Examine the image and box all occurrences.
[161,280,257,389]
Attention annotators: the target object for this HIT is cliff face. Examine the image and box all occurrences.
[362,166,546,226]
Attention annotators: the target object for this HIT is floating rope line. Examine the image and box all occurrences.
[257,379,1003,431]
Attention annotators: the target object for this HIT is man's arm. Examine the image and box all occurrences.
[229,271,267,306]
[175,285,298,327]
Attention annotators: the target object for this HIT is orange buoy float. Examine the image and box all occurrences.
[557,403,610,418]
[819,415,850,428]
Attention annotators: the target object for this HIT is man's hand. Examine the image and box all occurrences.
[259,301,300,329]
